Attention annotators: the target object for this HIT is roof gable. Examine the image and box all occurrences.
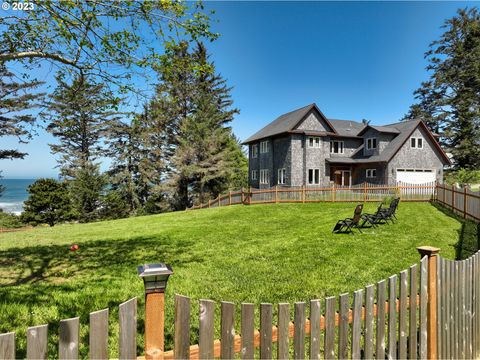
[242,103,337,144]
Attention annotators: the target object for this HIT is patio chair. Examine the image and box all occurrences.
[377,197,400,223]
[332,204,364,234]
[360,203,384,227]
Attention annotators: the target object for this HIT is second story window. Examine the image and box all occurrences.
[366,138,377,150]
[410,137,423,149]
[251,144,258,158]
[260,141,269,153]
[308,137,321,148]
[260,169,269,184]
[330,140,344,154]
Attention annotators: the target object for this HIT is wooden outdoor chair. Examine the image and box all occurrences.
[332,204,364,234]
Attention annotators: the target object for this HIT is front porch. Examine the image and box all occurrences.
[328,162,388,186]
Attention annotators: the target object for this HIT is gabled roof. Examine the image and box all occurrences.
[328,119,365,138]
[327,120,451,165]
[357,124,401,136]
[242,103,337,144]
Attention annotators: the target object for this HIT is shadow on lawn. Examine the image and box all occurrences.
[0,236,197,286]
[431,202,480,260]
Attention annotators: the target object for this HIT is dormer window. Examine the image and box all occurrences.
[410,137,423,149]
[251,144,258,158]
[366,138,377,150]
[330,140,344,154]
[260,141,269,153]
[308,137,321,148]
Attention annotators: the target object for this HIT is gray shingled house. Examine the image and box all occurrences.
[243,103,451,188]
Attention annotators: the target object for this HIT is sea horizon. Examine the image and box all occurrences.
[0,178,37,215]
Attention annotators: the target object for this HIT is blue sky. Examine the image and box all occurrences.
[0,1,472,178]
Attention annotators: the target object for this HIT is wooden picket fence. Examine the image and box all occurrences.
[189,182,437,210]
[2,250,479,359]
[436,183,480,222]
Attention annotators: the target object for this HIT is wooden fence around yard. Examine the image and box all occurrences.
[436,183,480,222]
[1,248,479,359]
[189,182,437,211]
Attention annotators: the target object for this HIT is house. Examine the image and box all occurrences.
[243,103,451,188]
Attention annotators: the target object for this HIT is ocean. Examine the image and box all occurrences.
[0,179,36,215]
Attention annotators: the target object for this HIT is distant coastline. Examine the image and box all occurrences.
[0,179,36,215]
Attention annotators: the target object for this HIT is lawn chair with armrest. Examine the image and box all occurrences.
[360,203,384,228]
[332,204,364,234]
[376,197,400,223]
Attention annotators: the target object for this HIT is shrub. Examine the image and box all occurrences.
[0,210,24,228]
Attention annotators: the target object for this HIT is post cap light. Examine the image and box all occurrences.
[137,263,173,293]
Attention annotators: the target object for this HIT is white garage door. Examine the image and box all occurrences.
[396,169,436,184]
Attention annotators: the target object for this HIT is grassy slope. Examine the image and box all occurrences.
[0,202,464,357]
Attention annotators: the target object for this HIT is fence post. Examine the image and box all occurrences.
[451,185,455,212]
[138,264,173,360]
[363,182,367,203]
[208,199,211,208]
[464,187,467,219]
[302,186,305,203]
[417,246,440,360]
[229,191,232,206]
[332,183,336,203]
[241,187,245,204]
[249,187,252,205]
[275,186,278,203]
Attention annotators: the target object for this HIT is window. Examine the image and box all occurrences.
[278,168,286,184]
[366,138,377,150]
[308,137,321,148]
[251,170,258,180]
[330,140,344,154]
[410,137,424,149]
[260,169,269,184]
[366,169,377,178]
[260,141,269,153]
[308,169,320,185]
[251,144,258,158]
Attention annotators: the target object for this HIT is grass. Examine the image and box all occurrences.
[0,201,475,357]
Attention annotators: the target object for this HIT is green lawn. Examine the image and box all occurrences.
[0,202,474,357]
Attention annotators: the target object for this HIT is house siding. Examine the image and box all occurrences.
[273,136,291,186]
[387,127,444,184]
[295,111,328,132]
[290,134,304,187]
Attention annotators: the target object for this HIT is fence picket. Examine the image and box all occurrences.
[364,285,374,360]
[399,270,408,360]
[460,261,466,359]
[260,303,272,359]
[221,301,235,360]
[277,303,290,360]
[89,309,108,360]
[27,325,48,360]
[294,302,306,360]
[419,256,428,360]
[119,297,137,360]
[324,296,336,360]
[338,293,349,360]
[0,333,15,360]
[309,300,321,360]
[199,300,215,360]
[388,275,397,360]
[175,295,191,359]
[59,317,79,360]
[351,289,363,360]
[241,303,255,360]
[377,279,387,360]
[409,264,418,360]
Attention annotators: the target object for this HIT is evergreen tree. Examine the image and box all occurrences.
[169,42,247,209]
[0,62,43,161]
[69,162,107,223]
[46,75,121,178]
[404,8,480,168]
[21,178,73,226]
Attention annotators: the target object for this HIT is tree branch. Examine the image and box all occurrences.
[0,51,79,67]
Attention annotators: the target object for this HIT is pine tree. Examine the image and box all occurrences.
[169,42,247,209]
[404,8,480,168]
[21,178,73,226]
[46,75,121,178]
